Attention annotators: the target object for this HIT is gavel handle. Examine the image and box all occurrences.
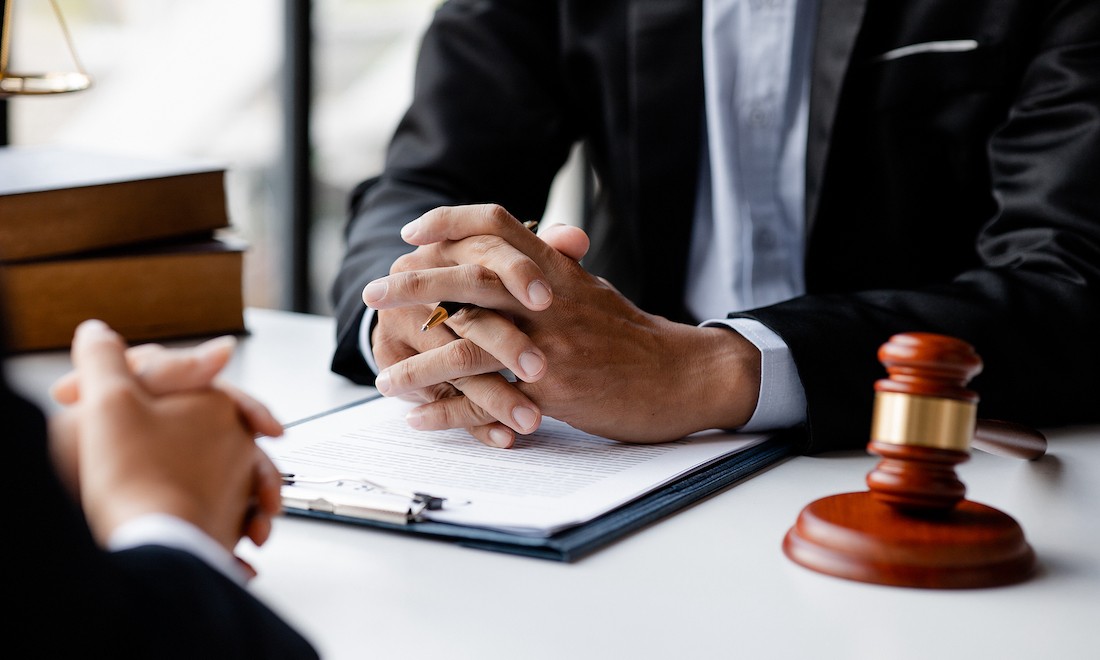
[973,419,1047,460]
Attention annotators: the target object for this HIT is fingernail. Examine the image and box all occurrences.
[405,408,424,429]
[80,319,109,333]
[488,428,513,448]
[196,335,236,360]
[400,220,420,242]
[517,351,545,380]
[527,280,551,307]
[375,370,392,395]
[512,406,538,432]
[362,279,388,305]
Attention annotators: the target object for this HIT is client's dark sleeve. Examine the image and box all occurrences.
[5,353,317,658]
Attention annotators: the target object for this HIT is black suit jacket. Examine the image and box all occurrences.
[2,320,317,657]
[332,0,1100,452]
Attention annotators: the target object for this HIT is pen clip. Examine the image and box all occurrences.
[279,472,451,510]
[281,489,428,526]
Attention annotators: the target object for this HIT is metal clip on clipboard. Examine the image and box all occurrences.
[279,473,450,526]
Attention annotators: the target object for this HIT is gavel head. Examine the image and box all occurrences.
[865,333,983,511]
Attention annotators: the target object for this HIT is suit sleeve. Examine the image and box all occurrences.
[330,0,577,384]
[5,365,317,658]
[739,1,1100,452]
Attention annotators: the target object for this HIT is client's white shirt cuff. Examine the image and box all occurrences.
[702,318,807,431]
[359,307,381,375]
[108,513,249,586]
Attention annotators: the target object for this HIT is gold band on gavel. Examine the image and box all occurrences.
[870,391,976,452]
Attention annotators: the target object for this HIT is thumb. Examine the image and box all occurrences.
[539,223,590,262]
[71,320,134,400]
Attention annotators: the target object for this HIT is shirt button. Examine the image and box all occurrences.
[756,228,777,249]
[746,101,775,128]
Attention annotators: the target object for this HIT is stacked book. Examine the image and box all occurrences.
[0,145,246,352]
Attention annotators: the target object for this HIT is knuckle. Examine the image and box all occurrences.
[495,253,533,282]
[463,263,501,293]
[481,203,513,228]
[396,269,431,299]
[481,379,518,407]
[425,382,459,402]
[458,398,494,426]
[422,206,449,226]
[385,360,415,391]
[463,238,534,289]
[421,382,449,400]
[410,398,459,429]
[449,375,524,428]
[442,395,490,429]
[465,234,499,259]
[445,339,481,372]
[437,404,467,429]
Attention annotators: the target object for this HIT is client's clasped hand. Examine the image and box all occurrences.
[48,320,285,577]
[361,204,762,448]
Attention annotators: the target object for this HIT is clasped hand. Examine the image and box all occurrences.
[363,204,761,448]
[48,320,284,570]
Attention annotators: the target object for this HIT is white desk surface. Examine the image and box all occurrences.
[10,309,1100,660]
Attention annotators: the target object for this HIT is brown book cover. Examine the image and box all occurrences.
[0,236,246,352]
[0,145,230,262]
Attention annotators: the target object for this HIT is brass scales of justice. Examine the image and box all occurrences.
[1,0,92,98]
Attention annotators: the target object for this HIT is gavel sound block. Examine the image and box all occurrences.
[782,333,1037,589]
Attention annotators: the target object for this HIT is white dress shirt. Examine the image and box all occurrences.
[691,0,818,431]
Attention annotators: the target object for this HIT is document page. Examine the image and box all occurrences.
[259,396,769,537]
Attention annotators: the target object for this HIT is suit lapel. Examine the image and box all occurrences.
[805,0,868,234]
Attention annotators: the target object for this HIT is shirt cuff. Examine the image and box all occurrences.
[358,307,381,375]
[701,318,807,431]
[107,513,250,586]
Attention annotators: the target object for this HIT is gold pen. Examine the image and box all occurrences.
[421,220,539,331]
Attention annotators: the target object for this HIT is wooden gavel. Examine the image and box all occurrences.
[783,332,1039,588]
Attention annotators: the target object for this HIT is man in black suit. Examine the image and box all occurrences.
[6,317,317,658]
[331,0,1100,452]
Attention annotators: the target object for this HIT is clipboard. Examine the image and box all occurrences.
[272,404,799,562]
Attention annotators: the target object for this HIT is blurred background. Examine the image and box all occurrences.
[1,0,584,315]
